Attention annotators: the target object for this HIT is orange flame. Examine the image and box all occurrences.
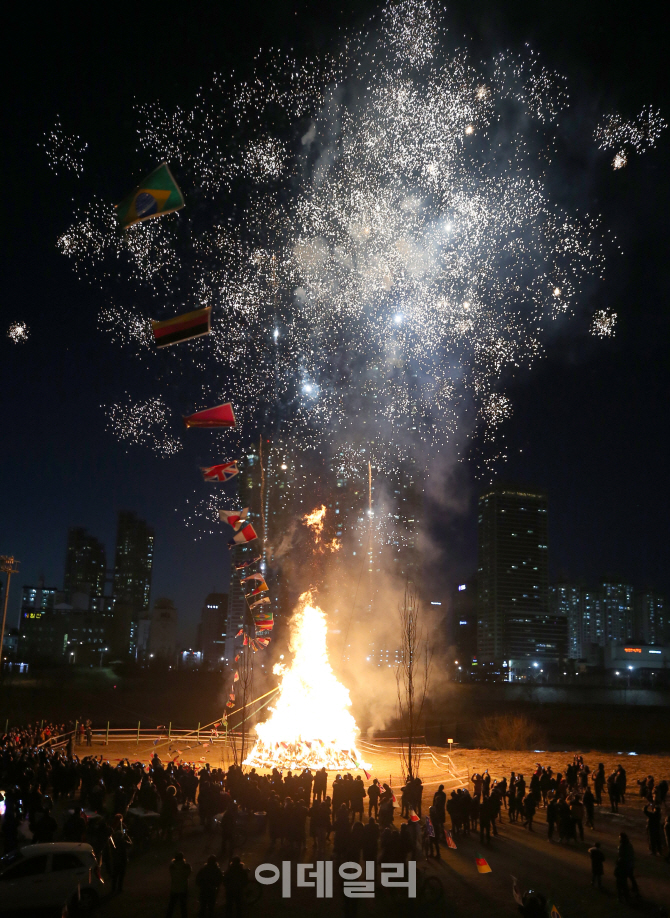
[302,505,340,553]
[244,593,368,771]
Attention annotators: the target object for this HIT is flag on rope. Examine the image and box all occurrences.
[255,621,273,632]
[201,462,239,482]
[250,597,270,609]
[116,162,185,229]
[233,671,239,683]
[229,693,235,701]
[241,572,265,584]
[253,612,273,623]
[226,701,234,708]
[184,402,236,429]
[219,508,249,529]
[229,524,258,546]
[249,580,269,596]
[235,554,262,570]
[234,655,240,663]
[255,637,271,647]
[235,629,243,638]
[152,306,211,348]
[475,853,492,874]
[243,634,249,646]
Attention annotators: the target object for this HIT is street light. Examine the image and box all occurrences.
[0,555,20,667]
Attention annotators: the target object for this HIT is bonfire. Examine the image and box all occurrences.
[244,593,369,771]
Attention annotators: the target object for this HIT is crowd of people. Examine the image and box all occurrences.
[1,724,669,911]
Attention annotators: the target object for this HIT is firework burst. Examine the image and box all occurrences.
[53,0,664,515]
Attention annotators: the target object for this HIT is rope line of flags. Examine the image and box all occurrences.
[115,162,272,712]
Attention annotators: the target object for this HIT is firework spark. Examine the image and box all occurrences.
[7,322,29,344]
[105,396,182,456]
[42,115,88,176]
[591,308,617,338]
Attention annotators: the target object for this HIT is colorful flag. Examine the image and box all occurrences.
[235,629,243,638]
[445,829,457,850]
[219,507,249,529]
[249,580,269,596]
[116,162,185,229]
[425,816,435,837]
[184,402,236,429]
[226,701,234,708]
[549,905,562,918]
[243,634,249,646]
[235,553,262,570]
[234,655,240,662]
[409,810,420,823]
[201,462,239,482]
[230,524,258,546]
[233,671,239,683]
[229,693,235,701]
[475,853,492,874]
[250,597,270,609]
[256,637,271,647]
[152,306,211,348]
[252,612,273,622]
[255,621,273,632]
[241,572,266,584]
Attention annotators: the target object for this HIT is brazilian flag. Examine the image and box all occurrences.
[115,163,185,229]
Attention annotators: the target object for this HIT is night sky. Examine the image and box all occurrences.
[2,1,668,642]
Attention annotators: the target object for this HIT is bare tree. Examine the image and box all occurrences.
[396,582,432,781]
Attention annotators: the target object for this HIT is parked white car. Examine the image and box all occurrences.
[0,843,104,913]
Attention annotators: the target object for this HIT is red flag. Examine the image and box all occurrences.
[201,461,239,482]
[241,572,266,583]
[249,581,269,596]
[255,637,271,647]
[184,403,236,428]
[230,524,258,545]
[255,621,273,632]
[219,507,249,529]
[475,853,492,874]
[233,671,239,682]
[243,634,249,646]
[445,829,457,850]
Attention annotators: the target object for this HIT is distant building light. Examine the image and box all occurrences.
[458,584,466,591]
[649,650,662,654]
[430,601,442,606]
[459,620,467,625]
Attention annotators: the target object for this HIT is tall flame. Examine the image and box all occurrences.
[244,592,367,771]
[302,504,341,553]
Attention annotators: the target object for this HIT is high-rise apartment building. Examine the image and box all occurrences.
[635,590,665,645]
[550,583,583,659]
[602,581,634,644]
[63,527,106,599]
[226,437,423,668]
[477,483,565,676]
[199,592,228,668]
[113,511,154,655]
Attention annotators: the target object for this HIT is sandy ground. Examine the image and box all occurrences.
[51,738,670,917]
